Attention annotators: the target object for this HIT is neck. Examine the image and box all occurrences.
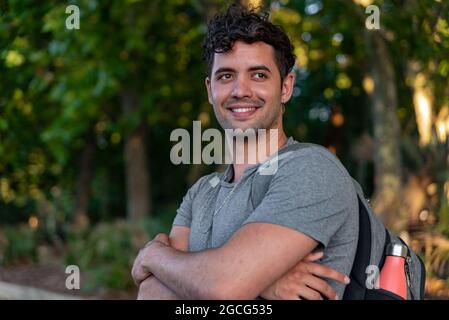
[231,130,288,183]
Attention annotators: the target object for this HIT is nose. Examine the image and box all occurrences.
[231,75,252,100]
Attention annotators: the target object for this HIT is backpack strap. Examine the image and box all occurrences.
[379,229,391,271]
[343,179,390,299]
[342,195,372,299]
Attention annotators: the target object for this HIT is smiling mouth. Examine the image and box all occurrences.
[227,106,260,117]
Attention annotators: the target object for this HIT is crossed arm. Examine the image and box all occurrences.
[137,273,181,300]
[134,222,348,300]
[135,226,190,300]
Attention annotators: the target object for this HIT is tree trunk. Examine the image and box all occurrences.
[364,30,405,231]
[122,90,152,220]
[73,132,96,228]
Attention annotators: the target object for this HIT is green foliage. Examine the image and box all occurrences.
[1,0,209,225]
[0,224,38,265]
[64,217,170,291]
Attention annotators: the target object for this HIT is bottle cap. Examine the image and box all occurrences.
[386,243,408,258]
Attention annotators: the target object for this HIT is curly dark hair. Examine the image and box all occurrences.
[202,4,296,81]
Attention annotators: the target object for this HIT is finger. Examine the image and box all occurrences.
[302,274,338,300]
[137,273,152,286]
[295,285,323,300]
[131,257,150,285]
[133,268,151,286]
[131,267,141,286]
[144,240,154,248]
[306,263,350,285]
[155,233,170,245]
[131,264,142,283]
[131,261,140,282]
[155,233,167,240]
[303,251,324,262]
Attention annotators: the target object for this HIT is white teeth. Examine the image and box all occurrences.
[232,107,256,113]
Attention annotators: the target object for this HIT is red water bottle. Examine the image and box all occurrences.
[379,243,408,299]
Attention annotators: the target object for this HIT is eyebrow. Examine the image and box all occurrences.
[248,65,272,73]
[214,65,272,76]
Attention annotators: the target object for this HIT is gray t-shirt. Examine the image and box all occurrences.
[173,137,359,298]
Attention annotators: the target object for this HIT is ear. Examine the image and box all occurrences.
[205,77,213,105]
[280,72,295,104]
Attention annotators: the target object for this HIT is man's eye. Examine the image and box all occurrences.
[218,74,232,80]
[254,73,267,79]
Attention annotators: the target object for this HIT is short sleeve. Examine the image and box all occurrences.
[242,149,354,248]
[172,190,194,227]
[172,174,211,228]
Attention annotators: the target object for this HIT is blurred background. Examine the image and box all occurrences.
[0,0,448,299]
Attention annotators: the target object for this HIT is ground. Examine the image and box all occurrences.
[0,263,137,300]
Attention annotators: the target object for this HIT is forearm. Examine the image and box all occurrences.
[142,223,317,300]
[145,245,227,299]
[137,276,182,300]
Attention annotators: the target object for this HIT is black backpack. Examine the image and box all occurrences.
[342,179,426,300]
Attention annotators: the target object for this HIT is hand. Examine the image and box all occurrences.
[260,251,350,300]
[131,233,170,286]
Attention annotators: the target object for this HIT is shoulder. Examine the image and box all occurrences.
[278,142,351,180]
[269,143,356,200]
[187,172,220,194]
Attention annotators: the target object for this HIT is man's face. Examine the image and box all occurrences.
[205,41,294,132]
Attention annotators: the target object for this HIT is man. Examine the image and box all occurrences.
[132,4,359,300]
